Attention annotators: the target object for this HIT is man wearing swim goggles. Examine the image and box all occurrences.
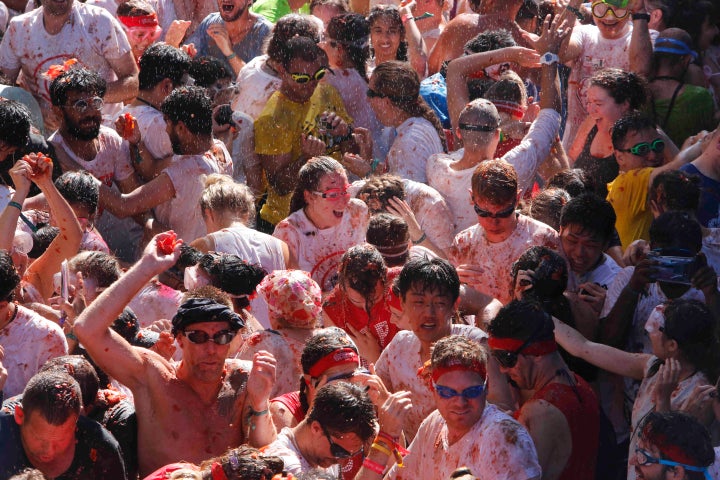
[380,335,542,479]
[608,112,686,250]
[487,301,601,480]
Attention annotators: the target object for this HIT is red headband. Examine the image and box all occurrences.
[307,347,359,378]
[119,14,159,28]
[211,462,228,480]
[430,359,486,383]
[491,100,525,120]
[487,337,558,356]
[643,429,701,467]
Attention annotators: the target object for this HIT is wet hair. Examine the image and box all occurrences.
[21,370,82,424]
[356,174,405,212]
[197,252,267,310]
[289,156,344,213]
[182,285,233,308]
[372,61,447,152]
[338,244,387,305]
[649,170,701,213]
[649,211,703,253]
[0,99,31,148]
[200,174,256,226]
[639,411,715,478]
[527,188,570,231]
[431,335,488,378]
[484,71,528,110]
[198,445,284,480]
[547,169,593,197]
[559,193,616,244]
[300,327,358,411]
[464,29,516,54]
[39,355,100,410]
[366,213,410,267]
[652,28,695,75]
[367,6,408,61]
[68,251,122,289]
[189,56,231,88]
[644,0,678,26]
[161,86,213,136]
[280,34,326,71]
[138,43,191,90]
[471,158,518,204]
[265,14,322,63]
[590,68,647,111]
[28,226,59,259]
[310,0,349,15]
[670,0,717,51]
[55,170,99,218]
[611,112,657,150]
[489,299,555,342]
[510,246,569,317]
[50,67,107,106]
[395,256,460,302]
[661,299,720,383]
[307,381,376,441]
[0,250,20,301]
[116,0,154,16]
[327,13,370,80]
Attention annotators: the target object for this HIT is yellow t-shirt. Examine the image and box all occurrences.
[607,167,653,251]
[254,83,352,226]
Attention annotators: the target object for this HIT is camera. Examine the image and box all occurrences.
[647,248,699,285]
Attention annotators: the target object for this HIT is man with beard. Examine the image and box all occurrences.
[48,67,144,261]
[0,0,138,132]
[99,86,233,243]
[188,0,272,77]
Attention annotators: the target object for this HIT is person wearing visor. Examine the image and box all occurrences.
[634,412,714,480]
[559,0,653,148]
[488,300,600,480]
[362,335,540,480]
[606,112,685,250]
[73,232,277,476]
[647,28,715,148]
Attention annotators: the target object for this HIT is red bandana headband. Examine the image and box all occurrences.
[119,14,159,28]
[491,100,525,120]
[307,347,359,378]
[430,359,487,383]
[487,337,558,356]
[643,428,701,467]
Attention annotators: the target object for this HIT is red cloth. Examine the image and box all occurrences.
[322,268,401,351]
[516,374,600,480]
[270,391,306,424]
[494,137,522,158]
[142,463,199,480]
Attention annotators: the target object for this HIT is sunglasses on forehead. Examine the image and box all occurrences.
[183,329,236,345]
[618,138,665,156]
[290,67,330,84]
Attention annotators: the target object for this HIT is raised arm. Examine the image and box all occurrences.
[529,14,571,114]
[553,316,648,380]
[104,52,140,105]
[73,233,181,389]
[627,0,652,78]
[398,0,428,78]
[0,161,33,251]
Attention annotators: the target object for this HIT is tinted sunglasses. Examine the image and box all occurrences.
[433,383,486,399]
[183,329,236,345]
[618,138,665,156]
[312,184,351,200]
[321,426,364,458]
[65,96,104,113]
[473,202,516,218]
[634,448,712,479]
[290,67,329,84]
[591,1,629,19]
[491,323,545,368]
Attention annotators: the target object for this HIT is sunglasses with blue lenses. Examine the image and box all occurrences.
[433,383,486,399]
[619,138,665,156]
[183,329,236,345]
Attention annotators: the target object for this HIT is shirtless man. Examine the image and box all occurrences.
[73,234,276,476]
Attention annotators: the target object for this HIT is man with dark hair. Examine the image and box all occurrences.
[0,0,138,132]
[376,257,486,440]
[188,0,272,76]
[633,412,714,480]
[99,86,233,242]
[74,234,276,475]
[0,370,126,479]
[254,35,353,230]
[608,112,688,250]
[119,43,191,181]
[559,193,621,312]
[265,382,375,477]
[488,300,600,480]
[0,251,67,398]
[47,67,143,262]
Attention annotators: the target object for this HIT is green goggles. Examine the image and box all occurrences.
[619,138,665,156]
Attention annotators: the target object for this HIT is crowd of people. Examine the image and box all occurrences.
[0,0,719,477]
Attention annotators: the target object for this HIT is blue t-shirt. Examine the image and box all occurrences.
[680,163,720,227]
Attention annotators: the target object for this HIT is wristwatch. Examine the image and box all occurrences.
[631,12,651,21]
[540,52,560,65]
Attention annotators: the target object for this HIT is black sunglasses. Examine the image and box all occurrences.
[492,322,545,368]
[473,203,516,218]
[321,426,364,459]
[183,329,236,345]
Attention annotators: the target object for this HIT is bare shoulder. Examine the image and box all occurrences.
[519,399,568,430]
